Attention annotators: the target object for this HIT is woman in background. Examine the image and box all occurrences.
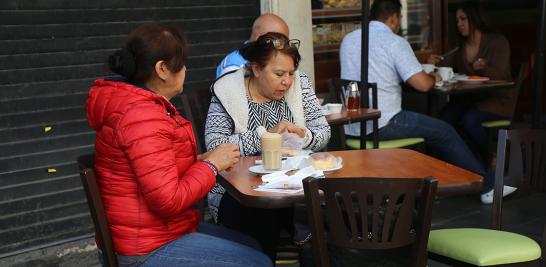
[86,24,271,267]
[428,3,514,164]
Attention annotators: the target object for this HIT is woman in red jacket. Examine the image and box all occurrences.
[85,24,271,267]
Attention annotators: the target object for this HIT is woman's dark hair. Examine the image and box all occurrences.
[239,32,301,74]
[108,24,188,82]
[456,2,492,41]
[370,0,402,22]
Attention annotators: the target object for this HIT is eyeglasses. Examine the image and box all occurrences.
[264,38,300,50]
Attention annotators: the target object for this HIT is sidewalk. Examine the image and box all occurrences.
[1,192,544,267]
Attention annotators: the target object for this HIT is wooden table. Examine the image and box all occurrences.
[428,80,515,115]
[325,107,381,149]
[219,149,483,209]
[432,80,515,96]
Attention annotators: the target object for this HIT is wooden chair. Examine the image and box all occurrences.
[428,129,546,266]
[303,176,438,267]
[77,154,118,267]
[328,78,425,151]
[179,90,214,222]
[183,88,213,154]
[481,61,529,165]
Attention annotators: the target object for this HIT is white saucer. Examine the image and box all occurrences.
[248,162,295,174]
[249,157,343,174]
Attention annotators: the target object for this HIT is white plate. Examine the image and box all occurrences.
[457,76,490,83]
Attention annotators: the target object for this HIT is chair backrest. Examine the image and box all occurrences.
[509,60,529,119]
[77,154,118,267]
[513,61,527,95]
[183,88,213,154]
[303,176,438,267]
[178,93,202,153]
[328,78,378,109]
[327,79,380,150]
[499,58,530,124]
[492,129,546,230]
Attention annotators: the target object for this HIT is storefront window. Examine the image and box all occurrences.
[401,0,431,51]
[311,0,437,92]
[311,0,431,52]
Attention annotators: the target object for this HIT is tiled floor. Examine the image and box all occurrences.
[428,191,545,267]
[432,192,546,240]
[278,191,545,267]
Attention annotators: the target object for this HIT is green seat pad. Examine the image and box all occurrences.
[346,137,424,149]
[481,120,511,128]
[428,228,541,266]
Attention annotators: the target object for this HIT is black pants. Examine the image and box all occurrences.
[217,193,294,261]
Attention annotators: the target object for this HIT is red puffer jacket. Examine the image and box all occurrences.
[85,79,216,255]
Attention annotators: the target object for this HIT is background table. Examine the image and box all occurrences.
[325,107,381,150]
[428,80,515,115]
[219,149,483,209]
[432,80,515,96]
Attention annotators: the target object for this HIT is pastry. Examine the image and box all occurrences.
[308,152,337,170]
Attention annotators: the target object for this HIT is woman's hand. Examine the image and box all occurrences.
[472,58,487,70]
[427,54,442,65]
[197,150,211,161]
[268,120,305,137]
[202,143,240,172]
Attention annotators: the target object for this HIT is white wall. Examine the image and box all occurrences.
[260,0,316,88]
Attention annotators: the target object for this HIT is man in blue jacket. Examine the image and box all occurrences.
[216,13,289,78]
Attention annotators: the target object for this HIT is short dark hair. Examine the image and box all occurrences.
[108,24,188,83]
[457,2,492,40]
[370,0,402,22]
[239,32,301,74]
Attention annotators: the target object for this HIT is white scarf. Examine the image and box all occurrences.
[212,68,305,134]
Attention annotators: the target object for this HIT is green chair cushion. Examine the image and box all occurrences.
[481,120,511,128]
[346,137,425,149]
[428,228,541,266]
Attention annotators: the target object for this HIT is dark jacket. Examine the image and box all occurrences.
[444,32,515,117]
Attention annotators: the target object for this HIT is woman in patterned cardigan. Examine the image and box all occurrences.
[204,32,330,261]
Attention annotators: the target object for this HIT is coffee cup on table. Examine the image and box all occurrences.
[260,132,282,170]
[438,67,454,81]
[326,103,342,114]
[421,64,436,74]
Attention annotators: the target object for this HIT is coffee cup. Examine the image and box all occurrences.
[327,103,342,114]
[422,64,436,74]
[438,67,454,81]
[261,132,282,170]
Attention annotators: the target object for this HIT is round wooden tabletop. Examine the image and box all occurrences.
[218,149,483,209]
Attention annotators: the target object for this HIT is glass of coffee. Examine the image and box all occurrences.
[260,132,282,170]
